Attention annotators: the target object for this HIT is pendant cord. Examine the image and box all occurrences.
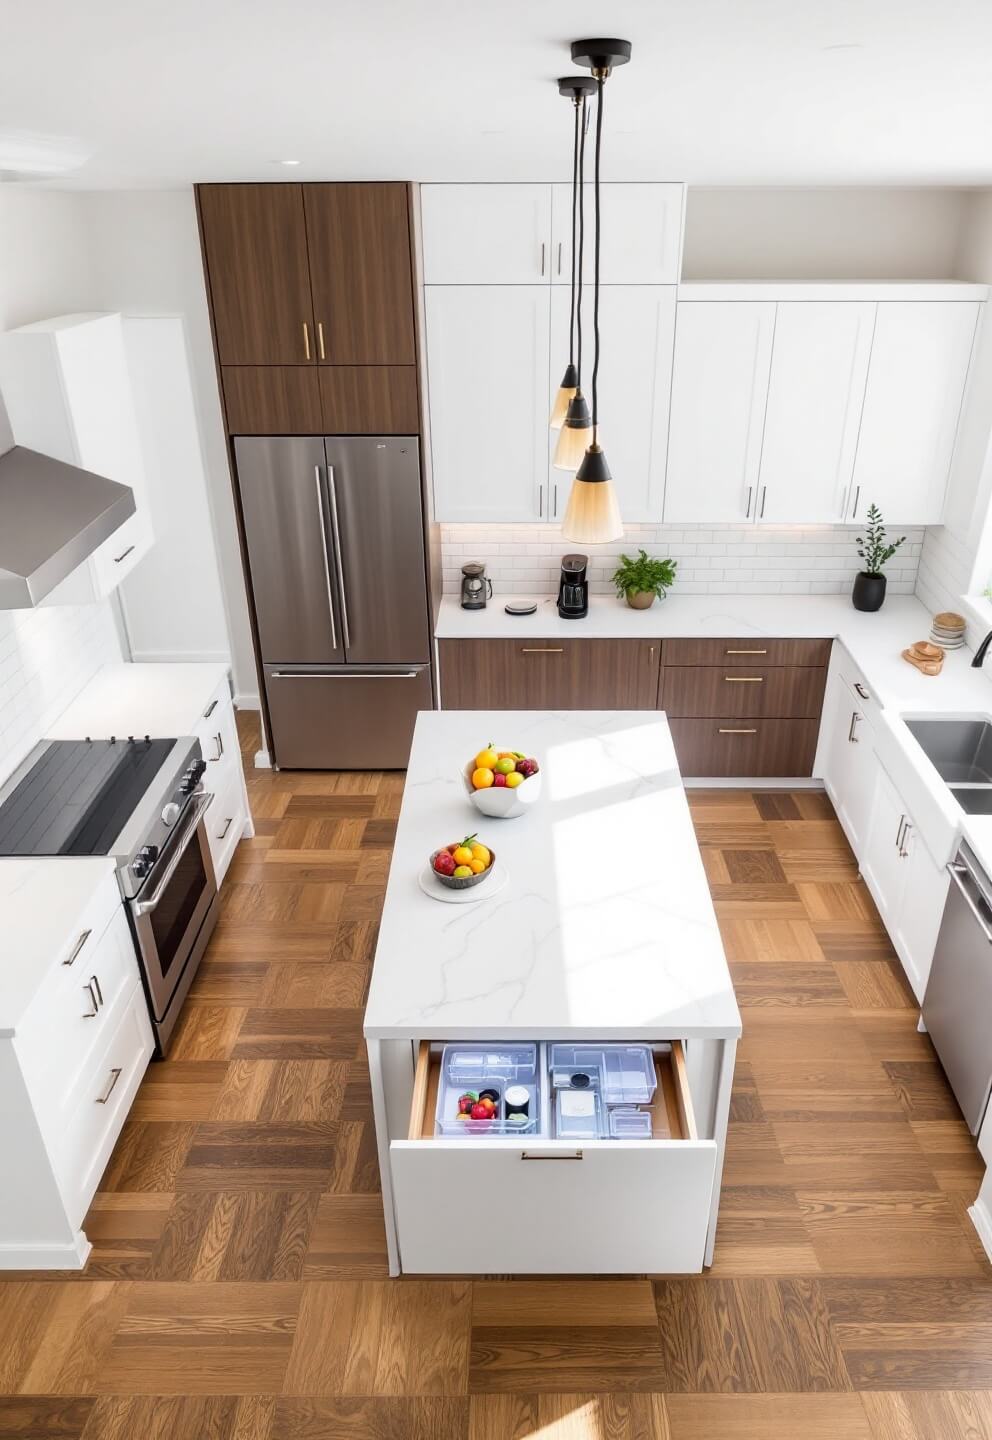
[576,95,587,387]
[591,75,604,438]
[567,98,579,369]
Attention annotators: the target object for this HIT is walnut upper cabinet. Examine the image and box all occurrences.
[198,183,315,366]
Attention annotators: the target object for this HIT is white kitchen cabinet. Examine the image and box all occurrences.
[848,301,980,524]
[664,302,776,523]
[0,313,154,602]
[426,285,550,522]
[550,182,684,286]
[862,764,911,921]
[818,662,878,855]
[550,285,676,521]
[758,303,875,523]
[420,184,552,284]
[193,676,249,884]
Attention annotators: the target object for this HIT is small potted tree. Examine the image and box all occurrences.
[612,549,677,610]
[853,504,906,612]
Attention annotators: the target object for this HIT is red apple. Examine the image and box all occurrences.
[493,772,507,787]
[470,1103,489,1120]
[433,851,456,876]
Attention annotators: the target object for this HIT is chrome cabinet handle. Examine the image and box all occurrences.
[317,321,326,361]
[92,974,103,1007]
[83,981,99,1018]
[270,670,419,679]
[521,648,564,654]
[326,465,351,649]
[848,711,861,743]
[203,699,218,719]
[217,816,234,840]
[540,242,546,276]
[851,484,861,518]
[719,727,758,735]
[539,485,543,519]
[724,675,763,683]
[557,241,562,275]
[302,321,311,360]
[947,861,992,942]
[895,814,907,850]
[209,731,224,762]
[745,485,753,518]
[520,1150,583,1160]
[899,820,912,858]
[96,1068,122,1104]
[63,929,91,967]
[759,485,767,519]
[854,682,870,700]
[314,466,338,651]
[113,545,135,564]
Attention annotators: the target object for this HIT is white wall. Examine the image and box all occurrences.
[683,188,970,280]
[0,191,122,782]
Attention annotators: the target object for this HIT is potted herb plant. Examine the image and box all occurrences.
[612,549,677,610]
[853,504,906,612]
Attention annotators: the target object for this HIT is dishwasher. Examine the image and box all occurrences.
[923,841,992,1135]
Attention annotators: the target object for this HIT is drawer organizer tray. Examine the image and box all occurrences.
[550,1042,657,1139]
[434,1043,540,1136]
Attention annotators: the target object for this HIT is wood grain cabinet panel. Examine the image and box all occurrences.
[662,665,827,719]
[318,365,419,433]
[438,639,660,711]
[222,366,322,434]
[668,718,820,777]
[663,636,832,668]
[198,184,315,365]
[304,183,416,365]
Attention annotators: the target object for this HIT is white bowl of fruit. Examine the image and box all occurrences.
[430,835,495,889]
[465,745,542,819]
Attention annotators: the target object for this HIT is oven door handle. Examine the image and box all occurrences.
[133,792,213,916]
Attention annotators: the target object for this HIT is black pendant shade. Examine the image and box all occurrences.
[575,443,611,484]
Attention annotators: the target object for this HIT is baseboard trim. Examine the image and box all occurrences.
[128,648,231,664]
[0,1233,91,1270]
[254,748,272,769]
[236,692,261,711]
[968,1197,992,1262]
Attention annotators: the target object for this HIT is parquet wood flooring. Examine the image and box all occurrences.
[1,716,988,1438]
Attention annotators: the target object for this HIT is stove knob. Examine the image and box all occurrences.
[161,801,181,826]
[132,844,159,877]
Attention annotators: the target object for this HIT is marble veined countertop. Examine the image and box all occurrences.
[363,709,741,1041]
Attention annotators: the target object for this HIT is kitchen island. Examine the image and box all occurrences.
[364,709,740,1275]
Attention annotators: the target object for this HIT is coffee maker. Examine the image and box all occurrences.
[557,553,589,619]
[461,562,493,610]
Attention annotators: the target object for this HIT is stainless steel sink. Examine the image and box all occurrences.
[905,719,992,784]
[952,789,992,815]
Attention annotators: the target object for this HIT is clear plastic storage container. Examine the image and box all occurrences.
[435,1043,540,1136]
[555,1086,603,1140]
[608,1106,654,1139]
[549,1044,657,1105]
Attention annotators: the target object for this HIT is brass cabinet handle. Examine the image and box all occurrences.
[724,675,763,683]
[726,648,767,655]
[521,648,564,654]
[63,929,92,967]
[303,321,311,360]
[317,321,326,360]
[521,1150,583,1160]
[718,728,758,735]
[96,1068,122,1104]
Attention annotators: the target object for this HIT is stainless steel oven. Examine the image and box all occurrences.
[127,790,219,1052]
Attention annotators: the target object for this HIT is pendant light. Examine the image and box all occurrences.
[550,78,595,431]
[561,39,631,545]
[552,79,594,469]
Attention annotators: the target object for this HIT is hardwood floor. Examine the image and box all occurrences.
[0,718,989,1438]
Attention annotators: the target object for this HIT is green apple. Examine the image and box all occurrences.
[494,756,517,776]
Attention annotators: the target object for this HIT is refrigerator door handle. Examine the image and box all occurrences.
[313,466,338,651]
[326,465,351,650]
[269,670,421,679]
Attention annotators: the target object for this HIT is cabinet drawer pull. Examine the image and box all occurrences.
[63,929,92,967]
[203,699,219,719]
[209,731,224,761]
[83,981,99,1019]
[96,1068,123,1105]
[91,974,104,1007]
[759,484,767,519]
[113,545,135,564]
[895,814,906,850]
[540,241,546,276]
[726,648,767,655]
[718,728,758,735]
[723,675,763,683]
[521,648,564,654]
[302,320,311,360]
[520,1150,583,1161]
[848,711,861,743]
[899,820,912,858]
[218,816,234,840]
[854,682,870,700]
[851,484,861,518]
[317,320,326,361]
[744,485,753,518]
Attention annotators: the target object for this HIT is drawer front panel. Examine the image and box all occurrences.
[195,690,240,796]
[57,985,154,1228]
[438,639,660,710]
[662,637,832,668]
[390,1138,716,1273]
[207,765,247,885]
[662,665,828,719]
[668,717,820,777]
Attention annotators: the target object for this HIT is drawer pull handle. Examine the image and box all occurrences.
[96,1068,123,1105]
[218,816,234,840]
[203,699,219,718]
[854,682,870,700]
[210,731,224,761]
[63,929,91,967]
[303,321,311,360]
[520,1150,583,1161]
[718,728,757,735]
[723,675,763,683]
[726,649,767,655]
[848,711,861,744]
[899,820,912,858]
[521,648,564,654]
[113,545,135,564]
[83,981,99,1019]
[91,974,104,1008]
[317,320,326,361]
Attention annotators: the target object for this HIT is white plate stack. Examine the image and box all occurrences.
[929,611,967,650]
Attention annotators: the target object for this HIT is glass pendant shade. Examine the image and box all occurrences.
[553,392,593,470]
[561,443,624,544]
[550,363,578,429]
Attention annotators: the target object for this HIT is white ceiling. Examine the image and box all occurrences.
[3,0,992,188]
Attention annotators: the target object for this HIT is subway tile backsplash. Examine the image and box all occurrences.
[441,523,925,598]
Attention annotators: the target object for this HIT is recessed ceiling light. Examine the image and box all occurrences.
[279,158,301,166]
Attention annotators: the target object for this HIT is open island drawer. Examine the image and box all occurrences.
[389,1038,718,1274]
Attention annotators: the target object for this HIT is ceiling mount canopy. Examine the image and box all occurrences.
[569,39,632,78]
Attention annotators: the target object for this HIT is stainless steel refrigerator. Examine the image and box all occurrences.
[235,435,433,769]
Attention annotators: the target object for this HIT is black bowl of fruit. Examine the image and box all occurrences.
[430,834,495,889]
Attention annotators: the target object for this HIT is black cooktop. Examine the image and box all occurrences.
[0,738,175,857]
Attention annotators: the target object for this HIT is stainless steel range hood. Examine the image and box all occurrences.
[0,442,136,608]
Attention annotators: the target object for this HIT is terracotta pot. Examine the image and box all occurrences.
[852,571,886,612]
[625,590,658,610]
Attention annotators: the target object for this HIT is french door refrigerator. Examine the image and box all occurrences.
[236,435,432,769]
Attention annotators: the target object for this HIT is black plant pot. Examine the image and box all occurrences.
[852,571,887,612]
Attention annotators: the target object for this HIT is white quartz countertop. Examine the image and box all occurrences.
[46,662,231,740]
[364,710,741,1041]
[0,858,116,1036]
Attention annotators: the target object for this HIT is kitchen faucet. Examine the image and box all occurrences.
[972,630,992,667]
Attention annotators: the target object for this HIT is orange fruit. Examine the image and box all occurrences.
[452,845,474,865]
[470,842,491,867]
[472,767,495,789]
[474,746,499,770]
[468,858,486,874]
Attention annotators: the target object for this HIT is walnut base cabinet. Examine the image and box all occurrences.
[667,718,821,778]
[438,638,661,711]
